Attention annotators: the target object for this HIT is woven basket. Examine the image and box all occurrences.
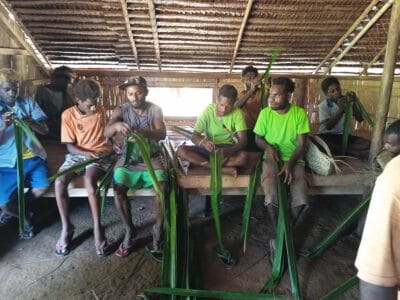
[306,135,340,176]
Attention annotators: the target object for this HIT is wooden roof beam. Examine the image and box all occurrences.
[313,0,380,74]
[146,0,162,71]
[229,0,253,73]
[119,0,140,70]
[360,46,386,75]
[0,1,50,74]
[0,47,29,55]
[325,0,394,74]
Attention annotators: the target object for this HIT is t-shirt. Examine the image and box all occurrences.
[355,155,400,287]
[318,98,345,134]
[238,88,263,129]
[61,105,110,154]
[253,105,310,161]
[0,97,47,168]
[194,103,247,145]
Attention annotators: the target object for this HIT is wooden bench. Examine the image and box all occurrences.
[42,138,377,199]
[176,152,376,196]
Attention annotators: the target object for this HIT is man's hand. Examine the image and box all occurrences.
[112,122,131,136]
[266,146,280,162]
[1,112,14,128]
[218,147,233,163]
[200,139,215,152]
[346,91,357,106]
[278,161,294,184]
[84,151,99,159]
[337,96,348,111]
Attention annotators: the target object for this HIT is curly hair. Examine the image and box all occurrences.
[218,84,238,102]
[241,65,259,78]
[74,79,101,101]
[321,77,340,94]
[272,77,295,93]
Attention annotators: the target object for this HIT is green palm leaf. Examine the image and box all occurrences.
[169,181,177,289]
[341,101,353,155]
[348,92,375,128]
[96,165,114,218]
[13,121,25,235]
[241,157,262,253]
[172,126,194,138]
[145,287,283,299]
[210,150,234,265]
[126,133,168,230]
[260,47,281,108]
[261,161,301,299]
[321,276,359,300]
[48,153,112,182]
[303,193,371,258]
[261,207,285,292]
[13,118,43,149]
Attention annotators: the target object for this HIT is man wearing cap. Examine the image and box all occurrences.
[104,76,167,257]
[35,66,75,141]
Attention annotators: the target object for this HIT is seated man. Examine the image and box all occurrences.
[355,147,400,299]
[318,76,370,158]
[254,77,309,230]
[0,68,50,238]
[177,84,248,177]
[104,76,167,257]
[234,66,266,152]
[54,79,111,256]
[35,66,75,141]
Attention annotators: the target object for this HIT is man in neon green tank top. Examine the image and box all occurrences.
[254,77,310,231]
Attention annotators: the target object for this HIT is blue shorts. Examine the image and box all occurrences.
[192,144,231,159]
[0,157,50,206]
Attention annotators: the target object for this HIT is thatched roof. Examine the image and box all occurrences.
[2,0,399,75]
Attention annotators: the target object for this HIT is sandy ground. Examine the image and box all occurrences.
[0,194,362,299]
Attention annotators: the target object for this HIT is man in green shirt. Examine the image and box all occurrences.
[177,84,248,177]
[254,77,310,229]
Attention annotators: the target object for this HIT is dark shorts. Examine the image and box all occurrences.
[192,144,231,159]
[0,157,50,206]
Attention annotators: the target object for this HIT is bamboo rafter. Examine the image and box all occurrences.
[325,0,394,74]
[229,0,253,73]
[119,0,140,70]
[146,0,162,71]
[360,45,386,75]
[313,0,381,74]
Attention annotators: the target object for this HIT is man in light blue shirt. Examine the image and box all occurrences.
[0,68,50,239]
[318,76,370,158]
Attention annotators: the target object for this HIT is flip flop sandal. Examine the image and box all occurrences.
[19,222,35,240]
[114,242,135,258]
[55,229,75,256]
[214,247,236,268]
[95,240,109,257]
[145,244,163,263]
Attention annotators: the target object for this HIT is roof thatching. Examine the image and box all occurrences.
[2,0,399,75]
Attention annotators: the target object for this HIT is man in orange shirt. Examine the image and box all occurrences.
[235,66,267,151]
[54,79,112,257]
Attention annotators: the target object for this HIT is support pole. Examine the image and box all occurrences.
[369,0,400,163]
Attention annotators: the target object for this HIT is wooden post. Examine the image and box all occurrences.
[369,0,400,163]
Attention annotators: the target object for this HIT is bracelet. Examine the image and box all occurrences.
[198,138,206,147]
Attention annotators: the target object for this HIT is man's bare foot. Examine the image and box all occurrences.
[222,166,237,177]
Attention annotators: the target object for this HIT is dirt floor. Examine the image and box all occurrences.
[0,194,362,300]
